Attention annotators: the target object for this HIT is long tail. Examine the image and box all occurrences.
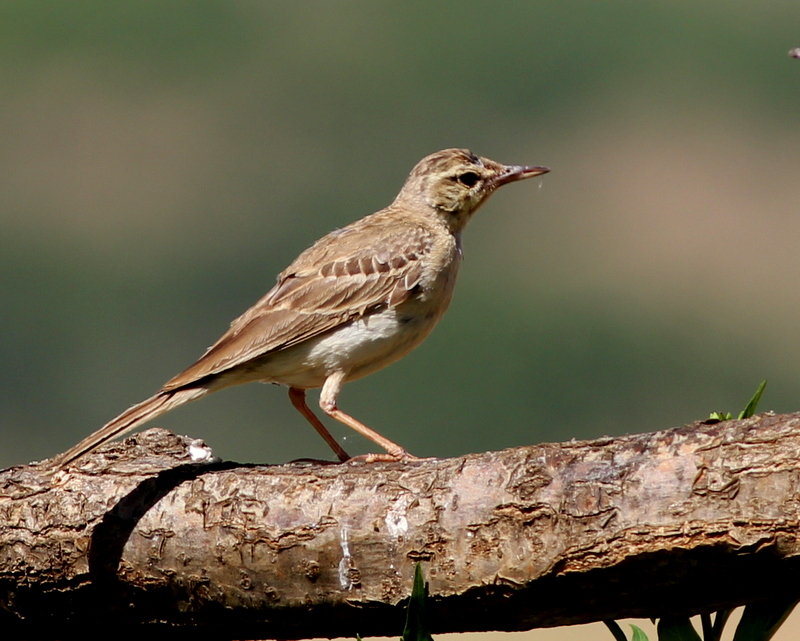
[52,387,209,469]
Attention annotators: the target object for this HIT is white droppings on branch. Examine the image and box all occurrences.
[338,527,355,590]
[188,439,217,463]
[385,494,411,539]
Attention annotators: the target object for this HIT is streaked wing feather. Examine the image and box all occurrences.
[163,309,347,390]
[163,218,433,390]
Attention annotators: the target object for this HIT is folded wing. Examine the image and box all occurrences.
[163,219,432,390]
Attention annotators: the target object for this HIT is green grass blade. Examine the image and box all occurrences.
[738,380,767,420]
[402,563,434,641]
[631,624,650,641]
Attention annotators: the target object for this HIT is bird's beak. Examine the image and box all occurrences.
[492,164,550,187]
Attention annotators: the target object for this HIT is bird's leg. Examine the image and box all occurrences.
[288,387,350,462]
[319,372,416,461]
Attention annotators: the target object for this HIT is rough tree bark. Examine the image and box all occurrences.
[2,412,800,640]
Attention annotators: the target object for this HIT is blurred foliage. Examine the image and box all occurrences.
[605,601,798,641]
[2,1,800,466]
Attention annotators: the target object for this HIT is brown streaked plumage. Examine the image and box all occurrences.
[53,148,549,468]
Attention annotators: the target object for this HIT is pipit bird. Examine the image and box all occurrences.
[53,148,549,468]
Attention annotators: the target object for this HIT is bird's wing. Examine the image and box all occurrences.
[162,219,434,390]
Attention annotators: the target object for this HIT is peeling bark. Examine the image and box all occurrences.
[2,412,800,640]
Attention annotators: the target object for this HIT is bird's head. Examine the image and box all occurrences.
[394,148,549,233]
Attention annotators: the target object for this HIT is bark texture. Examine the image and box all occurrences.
[3,412,800,640]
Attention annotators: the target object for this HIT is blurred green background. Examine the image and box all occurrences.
[2,1,799,469]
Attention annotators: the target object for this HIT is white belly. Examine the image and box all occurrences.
[255,304,440,389]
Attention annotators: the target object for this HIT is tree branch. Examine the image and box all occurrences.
[2,412,800,640]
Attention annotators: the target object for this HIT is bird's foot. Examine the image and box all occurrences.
[287,457,344,466]
[345,450,435,464]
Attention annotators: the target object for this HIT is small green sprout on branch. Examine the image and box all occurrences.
[358,563,433,641]
[708,379,767,422]
[402,563,434,641]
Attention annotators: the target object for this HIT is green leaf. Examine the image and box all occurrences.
[738,380,767,420]
[402,563,434,641]
[708,412,732,421]
[603,621,650,641]
[604,620,629,641]
[656,617,702,641]
[732,598,798,641]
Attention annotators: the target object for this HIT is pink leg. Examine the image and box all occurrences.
[319,372,416,462]
[288,387,350,462]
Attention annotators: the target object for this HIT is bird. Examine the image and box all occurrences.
[52,148,549,468]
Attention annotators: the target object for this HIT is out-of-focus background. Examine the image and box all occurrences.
[1,2,799,639]
[4,1,799,465]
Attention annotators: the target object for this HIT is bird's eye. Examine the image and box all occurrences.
[456,171,480,187]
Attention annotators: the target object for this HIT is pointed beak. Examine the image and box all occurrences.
[492,164,550,187]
